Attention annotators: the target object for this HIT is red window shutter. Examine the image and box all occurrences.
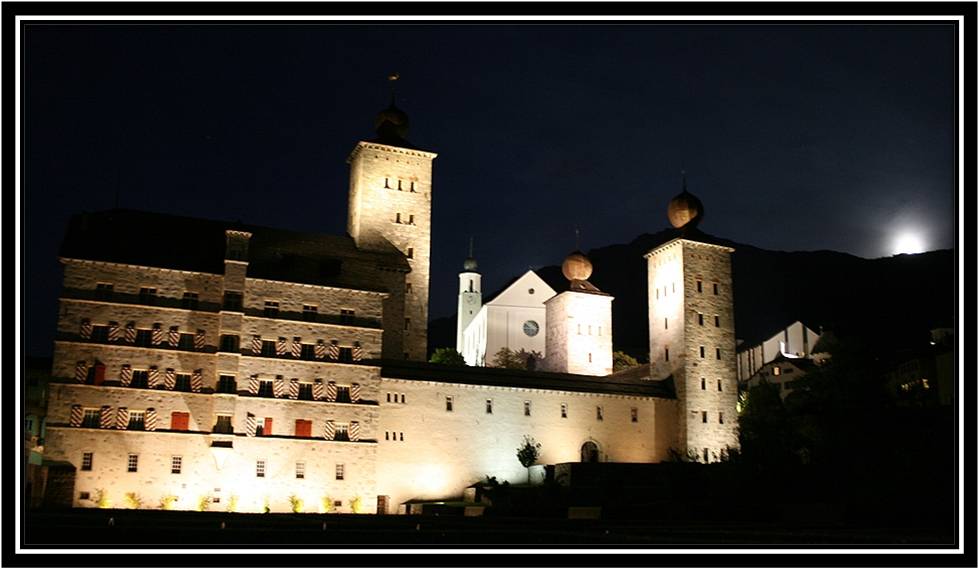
[264,417,273,436]
[171,412,189,431]
[295,419,312,438]
[93,362,106,386]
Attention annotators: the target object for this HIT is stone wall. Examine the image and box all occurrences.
[543,291,613,376]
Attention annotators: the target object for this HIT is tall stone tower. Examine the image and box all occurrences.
[646,176,739,461]
[347,95,437,361]
[456,240,482,354]
[543,251,614,376]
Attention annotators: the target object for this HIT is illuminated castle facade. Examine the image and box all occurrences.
[41,98,738,514]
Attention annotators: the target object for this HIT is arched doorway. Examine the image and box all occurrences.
[580,441,600,463]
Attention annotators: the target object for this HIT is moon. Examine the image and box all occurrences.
[892,232,926,255]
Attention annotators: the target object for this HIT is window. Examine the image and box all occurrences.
[95,282,114,300]
[395,212,402,223]
[384,177,390,189]
[171,456,182,474]
[295,419,313,438]
[257,417,273,437]
[560,403,567,419]
[596,406,604,421]
[298,383,313,400]
[397,180,403,191]
[399,432,404,441]
[386,393,391,403]
[135,329,152,347]
[696,280,703,293]
[127,410,145,431]
[407,247,414,259]
[182,292,199,309]
[335,464,345,480]
[334,424,350,441]
[716,348,721,360]
[655,288,659,299]
[698,313,704,326]
[139,287,157,305]
[717,379,723,392]
[701,411,708,424]
[303,305,318,321]
[301,344,316,360]
[170,411,190,431]
[130,370,149,389]
[219,334,240,353]
[82,409,100,428]
[174,374,191,392]
[127,454,139,473]
[217,375,237,394]
[336,386,351,403]
[79,492,91,500]
[445,396,453,412]
[665,347,669,362]
[524,401,531,416]
[296,462,305,479]
[665,318,668,330]
[339,347,353,362]
[256,460,266,478]
[340,309,355,324]
[81,452,93,471]
[261,340,276,357]
[257,380,274,397]
[90,325,109,342]
[410,181,416,192]
[406,282,413,295]
[701,377,706,390]
[408,214,415,225]
[405,318,411,331]
[631,408,638,423]
[486,399,493,414]
[400,394,406,404]
[714,315,720,327]
[223,291,243,311]
[773,366,781,376]
[719,412,725,425]
[713,283,719,295]
[178,333,195,350]
[703,448,709,462]
[264,301,280,318]
[700,346,705,358]
[213,415,233,434]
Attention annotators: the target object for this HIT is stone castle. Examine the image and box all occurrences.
[40,95,739,513]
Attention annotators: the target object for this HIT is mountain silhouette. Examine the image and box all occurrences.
[429,230,955,361]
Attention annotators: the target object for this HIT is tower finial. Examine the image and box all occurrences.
[387,72,400,105]
[468,236,474,258]
[574,226,581,251]
[681,161,687,192]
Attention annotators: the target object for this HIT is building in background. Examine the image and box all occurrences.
[736,320,821,382]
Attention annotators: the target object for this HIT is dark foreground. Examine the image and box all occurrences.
[25,509,954,547]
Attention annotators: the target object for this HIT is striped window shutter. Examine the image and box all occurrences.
[248,374,259,395]
[69,404,83,427]
[74,361,88,383]
[349,421,361,442]
[315,340,326,360]
[291,337,302,358]
[99,406,114,429]
[323,420,335,440]
[151,323,163,345]
[350,383,362,402]
[124,321,136,344]
[276,337,287,356]
[79,319,92,340]
[115,407,129,429]
[145,408,158,431]
[194,329,206,350]
[120,364,132,387]
[107,321,120,342]
[245,413,256,437]
[148,366,159,388]
[251,335,262,355]
[326,381,337,402]
[313,379,324,400]
[191,369,203,392]
[289,378,299,400]
[168,326,180,347]
[273,376,284,398]
[352,342,364,361]
[328,341,340,361]
[164,368,176,390]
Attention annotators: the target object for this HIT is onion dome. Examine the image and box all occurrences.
[667,173,704,229]
[374,99,410,140]
[562,250,593,282]
[463,256,478,272]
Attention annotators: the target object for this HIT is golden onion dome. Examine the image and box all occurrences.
[667,188,704,229]
[562,251,593,281]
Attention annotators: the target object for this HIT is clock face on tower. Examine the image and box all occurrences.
[465,296,478,305]
[523,320,540,337]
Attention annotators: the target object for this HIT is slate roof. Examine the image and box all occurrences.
[59,209,409,290]
[380,360,676,399]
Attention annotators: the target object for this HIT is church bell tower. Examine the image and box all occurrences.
[347,81,437,361]
[456,239,482,354]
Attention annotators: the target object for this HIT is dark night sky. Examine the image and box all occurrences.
[25,23,956,357]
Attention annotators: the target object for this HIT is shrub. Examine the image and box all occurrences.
[123,492,142,509]
[226,495,238,513]
[321,496,335,513]
[263,496,271,514]
[351,496,364,514]
[159,495,178,510]
[197,495,211,512]
[95,489,111,509]
[288,495,304,513]
[429,347,466,366]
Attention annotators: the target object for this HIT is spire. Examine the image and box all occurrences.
[374,73,410,143]
[387,72,400,106]
[574,226,581,251]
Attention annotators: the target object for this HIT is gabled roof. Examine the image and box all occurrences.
[484,270,557,307]
[60,209,409,290]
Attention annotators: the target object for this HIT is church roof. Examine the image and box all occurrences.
[380,360,676,399]
[59,209,409,290]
